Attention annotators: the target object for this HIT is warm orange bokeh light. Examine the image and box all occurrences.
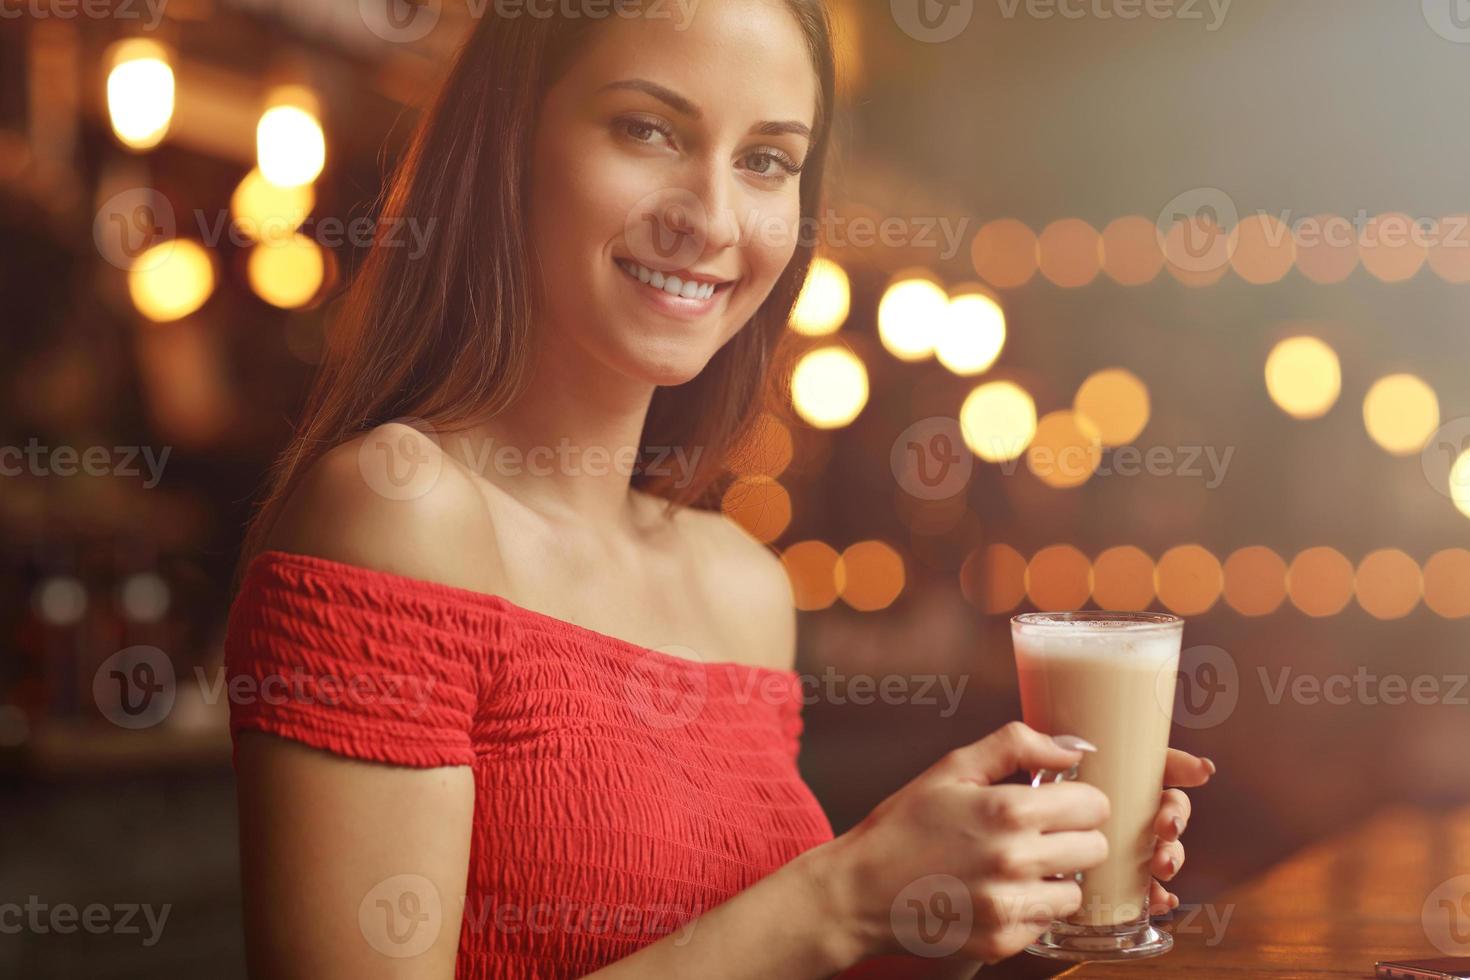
[1354,549,1422,620]
[730,412,794,478]
[781,540,840,611]
[1222,546,1288,616]
[1427,215,1470,284]
[1091,546,1155,611]
[971,219,1038,289]
[838,540,906,612]
[720,476,791,544]
[1037,219,1102,288]
[964,544,1028,613]
[1161,216,1231,287]
[1287,547,1355,617]
[1293,214,1360,284]
[1229,213,1296,284]
[1026,411,1102,489]
[1359,212,1428,283]
[1423,549,1470,618]
[1026,545,1092,612]
[1074,368,1151,446]
[1101,215,1164,286]
[1154,544,1223,615]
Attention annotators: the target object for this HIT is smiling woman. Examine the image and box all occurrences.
[222,1,1207,978]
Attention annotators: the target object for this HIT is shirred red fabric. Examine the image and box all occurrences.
[225,549,837,978]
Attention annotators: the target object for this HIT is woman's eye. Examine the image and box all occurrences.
[743,149,803,182]
[616,117,672,146]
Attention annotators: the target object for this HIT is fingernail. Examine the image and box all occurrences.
[1168,892,1180,909]
[1053,735,1098,753]
[1171,816,1184,839]
[1165,854,1178,876]
[1203,757,1217,776]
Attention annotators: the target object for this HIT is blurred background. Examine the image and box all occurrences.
[3,0,1469,976]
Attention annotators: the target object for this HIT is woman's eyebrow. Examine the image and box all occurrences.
[599,78,812,142]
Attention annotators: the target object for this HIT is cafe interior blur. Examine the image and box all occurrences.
[3,0,1469,976]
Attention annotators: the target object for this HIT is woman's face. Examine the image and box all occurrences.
[527,0,818,387]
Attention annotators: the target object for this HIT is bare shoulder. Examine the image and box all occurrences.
[261,422,508,594]
[673,502,798,671]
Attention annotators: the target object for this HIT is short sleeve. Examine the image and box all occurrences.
[224,552,480,768]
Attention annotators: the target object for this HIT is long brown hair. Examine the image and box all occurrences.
[238,0,838,574]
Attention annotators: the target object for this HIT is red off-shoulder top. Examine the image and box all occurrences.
[224,550,838,978]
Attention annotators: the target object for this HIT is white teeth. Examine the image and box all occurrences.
[618,259,722,301]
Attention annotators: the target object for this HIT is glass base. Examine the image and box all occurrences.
[1024,917,1173,962]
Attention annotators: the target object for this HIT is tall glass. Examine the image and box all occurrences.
[1011,611,1183,961]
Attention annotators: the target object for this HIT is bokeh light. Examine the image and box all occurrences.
[959,380,1037,463]
[1037,219,1102,288]
[720,476,791,544]
[1091,546,1155,611]
[1287,547,1355,617]
[257,88,326,188]
[790,257,851,336]
[1101,215,1164,286]
[106,39,175,151]
[1265,336,1341,419]
[729,412,794,478]
[963,544,1027,613]
[1423,549,1470,618]
[1427,215,1470,284]
[971,219,1038,289]
[1293,214,1360,284]
[1359,212,1428,283]
[127,240,215,322]
[791,346,869,429]
[934,290,1006,376]
[1354,549,1422,620]
[247,234,326,309]
[1361,374,1439,456]
[1229,213,1296,284]
[1222,546,1288,616]
[231,168,314,243]
[1026,411,1102,489]
[781,540,840,611]
[1026,545,1092,611]
[877,276,946,361]
[1073,368,1150,446]
[1161,214,1232,286]
[1154,544,1223,615]
[837,541,906,612]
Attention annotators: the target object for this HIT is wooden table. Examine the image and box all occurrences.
[1057,806,1470,978]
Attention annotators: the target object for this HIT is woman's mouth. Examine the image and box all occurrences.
[614,257,737,318]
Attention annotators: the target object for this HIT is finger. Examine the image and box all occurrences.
[1154,787,1192,840]
[941,721,1098,786]
[982,782,1111,833]
[1148,878,1178,916]
[983,880,1084,926]
[1163,748,1215,788]
[1151,838,1185,881]
[1019,829,1109,880]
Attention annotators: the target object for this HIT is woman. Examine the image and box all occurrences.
[225,0,1213,976]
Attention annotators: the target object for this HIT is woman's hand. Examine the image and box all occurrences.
[808,721,1112,966]
[1145,748,1217,915]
